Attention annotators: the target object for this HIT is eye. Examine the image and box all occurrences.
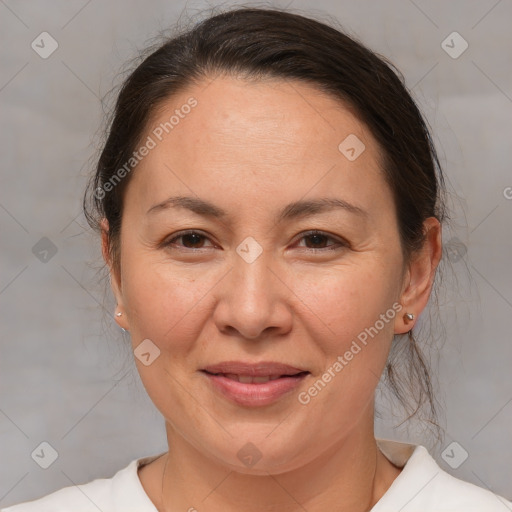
[162,229,347,252]
[164,230,215,250]
[294,230,347,251]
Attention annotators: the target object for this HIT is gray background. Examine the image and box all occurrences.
[1,0,511,507]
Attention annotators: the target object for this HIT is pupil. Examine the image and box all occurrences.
[183,233,203,248]
[307,234,326,248]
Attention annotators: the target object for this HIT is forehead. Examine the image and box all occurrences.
[126,75,392,220]
[150,75,372,153]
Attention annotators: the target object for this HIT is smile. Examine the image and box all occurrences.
[201,369,309,407]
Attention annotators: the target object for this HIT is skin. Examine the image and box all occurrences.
[102,75,442,512]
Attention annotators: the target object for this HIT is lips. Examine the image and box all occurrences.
[202,361,308,377]
[218,374,283,383]
[201,361,310,406]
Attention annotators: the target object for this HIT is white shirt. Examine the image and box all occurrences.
[2,439,511,511]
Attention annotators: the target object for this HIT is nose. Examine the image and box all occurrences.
[212,249,293,340]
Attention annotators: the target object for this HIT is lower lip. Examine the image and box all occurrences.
[202,371,308,407]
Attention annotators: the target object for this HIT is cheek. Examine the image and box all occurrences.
[291,259,401,351]
[122,260,213,345]
[293,267,399,433]
[288,259,401,421]
[120,259,215,420]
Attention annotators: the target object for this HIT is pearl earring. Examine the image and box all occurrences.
[404,312,414,322]
[115,312,122,317]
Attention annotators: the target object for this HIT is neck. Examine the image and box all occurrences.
[152,410,401,512]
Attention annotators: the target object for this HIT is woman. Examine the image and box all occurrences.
[4,6,511,512]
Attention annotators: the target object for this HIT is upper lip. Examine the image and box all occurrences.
[202,361,309,377]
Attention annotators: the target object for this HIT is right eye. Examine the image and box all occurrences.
[163,230,216,250]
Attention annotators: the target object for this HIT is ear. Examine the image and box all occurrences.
[100,218,130,331]
[394,217,442,334]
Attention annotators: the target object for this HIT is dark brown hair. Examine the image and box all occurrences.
[84,6,448,439]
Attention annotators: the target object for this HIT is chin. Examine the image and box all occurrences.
[208,433,312,476]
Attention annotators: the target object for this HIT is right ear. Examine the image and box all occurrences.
[100,219,129,330]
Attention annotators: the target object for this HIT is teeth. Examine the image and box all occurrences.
[223,374,283,383]
[253,376,271,383]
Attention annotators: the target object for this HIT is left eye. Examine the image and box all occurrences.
[294,231,346,250]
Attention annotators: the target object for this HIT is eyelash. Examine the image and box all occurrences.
[163,229,348,252]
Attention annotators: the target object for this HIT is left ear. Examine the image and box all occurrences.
[395,217,443,334]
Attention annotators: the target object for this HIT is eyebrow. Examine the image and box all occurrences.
[146,195,367,221]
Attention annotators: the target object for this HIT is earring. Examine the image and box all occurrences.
[404,312,415,323]
[115,310,128,332]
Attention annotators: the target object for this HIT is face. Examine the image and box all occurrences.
[107,75,431,474]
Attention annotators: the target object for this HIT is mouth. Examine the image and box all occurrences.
[200,361,310,406]
[202,371,309,384]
